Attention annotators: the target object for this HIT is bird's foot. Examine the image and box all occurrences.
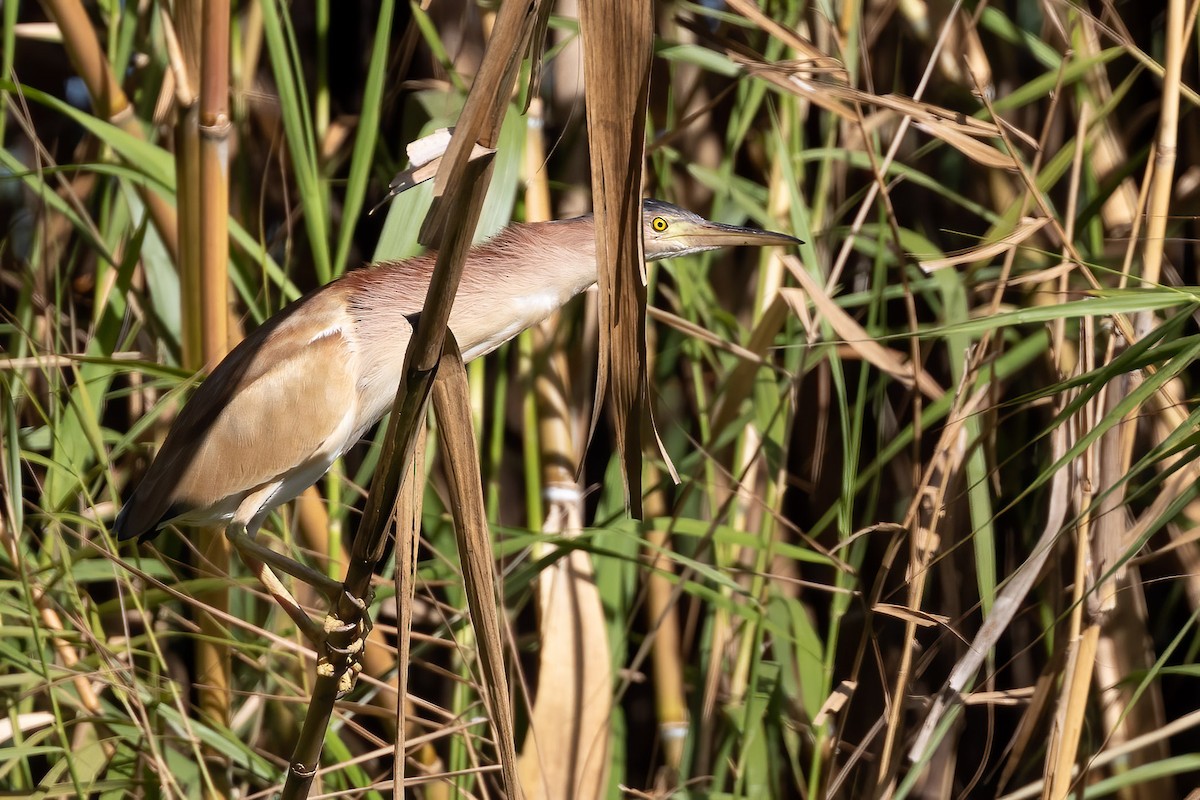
[317,590,372,698]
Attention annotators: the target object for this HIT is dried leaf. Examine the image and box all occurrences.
[432,334,523,800]
[579,0,654,516]
[917,216,1050,272]
[873,603,949,627]
[781,261,944,400]
[517,506,612,800]
[813,680,857,726]
[911,119,1018,170]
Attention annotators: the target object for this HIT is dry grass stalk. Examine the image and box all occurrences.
[1135,0,1184,339]
[393,426,427,800]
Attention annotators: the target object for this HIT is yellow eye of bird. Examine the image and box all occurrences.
[652,217,668,232]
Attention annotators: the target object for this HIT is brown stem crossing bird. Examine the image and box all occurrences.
[113,199,801,640]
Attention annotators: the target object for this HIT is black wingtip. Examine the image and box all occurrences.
[111,503,140,542]
[112,500,164,544]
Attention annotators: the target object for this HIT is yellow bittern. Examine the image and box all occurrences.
[114,200,800,640]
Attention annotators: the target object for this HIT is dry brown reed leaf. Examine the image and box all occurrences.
[431,336,523,800]
[724,0,838,68]
[579,0,655,516]
[961,687,1035,706]
[648,306,768,367]
[917,217,1050,273]
[780,262,944,401]
[730,49,1035,170]
[910,118,1018,170]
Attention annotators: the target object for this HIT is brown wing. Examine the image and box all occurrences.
[115,289,361,540]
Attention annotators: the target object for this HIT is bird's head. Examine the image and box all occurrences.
[640,199,802,261]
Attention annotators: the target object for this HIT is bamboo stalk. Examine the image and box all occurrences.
[1136,0,1184,340]
[193,0,233,794]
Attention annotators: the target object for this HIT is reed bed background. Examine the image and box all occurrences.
[2,0,1199,798]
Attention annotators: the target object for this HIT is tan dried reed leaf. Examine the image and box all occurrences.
[648,306,768,366]
[432,334,523,800]
[724,0,833,66]
[911,119,1017,170]
[781,263,944,400]
[731,51,1041,164]
[516,523,612,800]
[812,680,857,727]
[962,687,1035,706]
[579,0,654,517]
[917,216,1050,272]
[872,603,949,627]
[524,0,554,112]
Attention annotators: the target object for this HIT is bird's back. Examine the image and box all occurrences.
[113,285,371,540]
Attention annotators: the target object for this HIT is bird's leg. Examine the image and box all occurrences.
[226,523,370,693]
[225,523,327,644]
[228,524,374,640]
[224,524,345,600]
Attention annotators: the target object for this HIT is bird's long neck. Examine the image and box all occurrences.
[446,217,600,359]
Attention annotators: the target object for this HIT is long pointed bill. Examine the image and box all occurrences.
[684,221,804,249]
